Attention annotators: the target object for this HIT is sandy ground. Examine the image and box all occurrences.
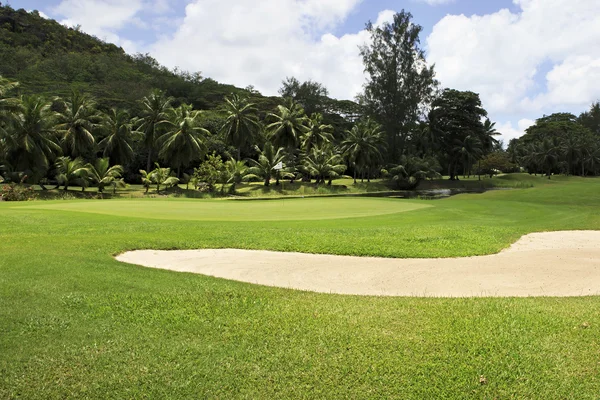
[116,231,600,297]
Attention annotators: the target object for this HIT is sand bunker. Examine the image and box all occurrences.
[116,231,600,297]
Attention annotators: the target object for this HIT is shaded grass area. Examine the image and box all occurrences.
[22,174,543,201]
[2,175,600,398]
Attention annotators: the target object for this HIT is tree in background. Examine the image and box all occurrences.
[99,109,136,167]
[429,89,487,180]
[55,156,88,191]
[246,142,290,186]
[279,77,329,117]
[3,96,61,182]
[55,91,100,159]
[301,113,334,152]
[266,100,308,150]
[302,145,346,185]
[223,157,249,193]
[221,94,260,160]
[359,10,438,161]
[137,89,172,172]
[85,158,126,194]
[341,120,386,183]
[157,104,209,176]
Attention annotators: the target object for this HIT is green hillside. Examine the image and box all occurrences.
[0,5,281,112]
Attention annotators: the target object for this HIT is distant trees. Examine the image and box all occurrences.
[3,6,600,198]
[359,10,438,161]
[508,109,600,178]
[221,94,260,160]
[429,89,488,180]
[157,104,209,176]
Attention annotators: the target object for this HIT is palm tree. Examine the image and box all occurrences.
[224,157,249,193]
[55,156,88,191]
[0,76,20,125]
[139,169,153,193]
[453,135,482,178]
[341,120,386,183]
[535,138,560,179]
[2,96,61,181]
[55,91,100,158]
[560,135,580,176]
[137,89,172,172]
[302,145,346,185]
[221,94,260,160]
[583,143,600,176]
[478,119,500,180]
[246,142,290,186]
[149,163,179,193]
[157,104,209,176]
[266,100,308,150]
[99,109,136,166]
[301,113,334,152]
[86,158,126,194]
[390,155,442,189]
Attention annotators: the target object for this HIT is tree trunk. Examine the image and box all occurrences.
[353,169,356,184]
[146,150,153,173]
[237,148,241,162]
[478,160,481,181]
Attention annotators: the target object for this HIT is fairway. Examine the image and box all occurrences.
[17,197,431,221]
[3,176,600,398]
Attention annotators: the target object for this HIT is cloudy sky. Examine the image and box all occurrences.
[14,0,600,143]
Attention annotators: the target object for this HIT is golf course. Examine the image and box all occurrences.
[2,174,600,398]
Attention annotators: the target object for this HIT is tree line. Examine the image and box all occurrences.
[1,8,600,196]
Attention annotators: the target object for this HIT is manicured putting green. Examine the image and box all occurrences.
[18,197,432,221]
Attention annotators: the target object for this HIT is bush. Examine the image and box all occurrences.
[0,183,36,201]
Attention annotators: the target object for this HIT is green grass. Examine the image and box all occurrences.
[17,197,431,222]
[2,174,600,398]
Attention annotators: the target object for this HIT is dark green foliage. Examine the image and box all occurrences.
[429,89,488,180]
[359,10,438,161]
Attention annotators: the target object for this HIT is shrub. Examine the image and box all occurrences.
[1,183,36,201]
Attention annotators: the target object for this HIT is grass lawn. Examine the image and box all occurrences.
[1,174,600,398]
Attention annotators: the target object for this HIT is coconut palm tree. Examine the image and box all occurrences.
[137,89,172,172]
[301,113,334,152]
[55,91,100,159]
[341,120,386,183]
[55,156,88,191]
[148,163,179,193]
[535,138,560,179]
[85,158,126,193]
[157,104,209,176]
[266,100,308,150]
[453,134,482,178]
[246,142,290,186]
[139,169,153,193]
[224,157,249,193]
[583,143,600,176]
[99,109,136,166]
[221,94,260,160]
[2,96,61,181]
[302,145,346,185]
[560,135,580,176]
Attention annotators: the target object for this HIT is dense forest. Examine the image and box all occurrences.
[1,4,600,198]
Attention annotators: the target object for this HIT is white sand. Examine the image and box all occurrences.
[116,231,600,297]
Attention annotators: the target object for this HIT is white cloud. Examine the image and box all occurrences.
[150,0,373,99]
[496,119,536,144]
[427,0,600,118]
[52,0,146,53]
[414,0,455,5]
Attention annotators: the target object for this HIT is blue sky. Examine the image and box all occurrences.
[12,0,600,143]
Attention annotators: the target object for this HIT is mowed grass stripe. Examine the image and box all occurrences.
[15,197,432,221]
